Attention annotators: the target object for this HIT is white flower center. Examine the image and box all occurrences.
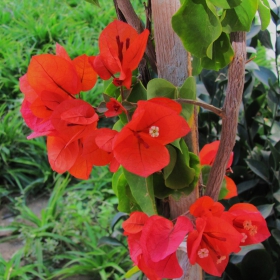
[149,126,159,137]
[198,248,209,258]
[241,232,248,243]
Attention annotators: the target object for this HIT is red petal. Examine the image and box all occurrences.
[129,100,190,145]
[189,196,224,218]
[51,99,98,142]
[92,55,113,80]
[223,176,237,199]
[55,43,71,61]
[122,29,149,71]
[20,99,54,138]
[27,54,81,97]
[147,97,182,114]
[141,215,193,262]
[47,136,79,173]
[200,140,233,168]
[95,128,118,152]
[104,98,127,118]
[122,211,149,235]
[113,128,170,177]
[19,74,38,103]
[73,54,97,91]
[82,130,114,166]
[148,252,183,279]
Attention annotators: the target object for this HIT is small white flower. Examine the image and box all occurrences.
[149,126,159,137]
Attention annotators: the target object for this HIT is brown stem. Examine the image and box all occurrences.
[205,32,246,201]
[176,98,223,117]
[115,0,157,74]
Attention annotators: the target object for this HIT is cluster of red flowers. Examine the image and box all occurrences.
[20,20,190,179]
[123,196,270,279]
[123,211,193,279]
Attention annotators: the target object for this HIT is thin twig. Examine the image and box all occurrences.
[176,98,223,117]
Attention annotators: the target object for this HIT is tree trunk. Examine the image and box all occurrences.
[151,1,203,279]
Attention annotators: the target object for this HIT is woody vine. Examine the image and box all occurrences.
[19,0,272,279]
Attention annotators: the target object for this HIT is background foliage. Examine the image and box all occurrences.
[0,0,279,279]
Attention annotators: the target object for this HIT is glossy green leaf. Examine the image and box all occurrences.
[218,178,229,200]
[112,120,124,132]
[245,159,270,183]
[104,81,119,97]
[164,141,195,189]
[128,81,147,102]
[123,169,157,215]
[164,145,177,179]
[124,266,140,279]
[258,0,271,30]
[98,236,123,247]
[147,78,177,99]
[257,204,274,219]
[187,152,201,189]
[271,229,280,245]
[153,173,174,199]
[178,77,196,122]
[237,179,259,194]
[240,250,274,280]
[208,0,242,9]
[201,32,234,70]
[253,66,277,87]
[112,168,139,213]
[110,212,127,231]
[221,0,258,32]
[172,0,221,58]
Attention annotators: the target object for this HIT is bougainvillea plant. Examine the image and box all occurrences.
[19,0,273,278]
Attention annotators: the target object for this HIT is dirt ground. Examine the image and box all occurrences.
[0,197,48,260]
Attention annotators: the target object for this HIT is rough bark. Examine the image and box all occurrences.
[205,32,246,201]
[151,1,202,279]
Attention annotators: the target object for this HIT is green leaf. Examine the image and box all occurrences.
[273,189,280,202]
[112,168,140,213]
[112,120,124,132]
[123,169,157,215]
[125,266,140,279]
[164,145,178,179]
[98,236,123,247]
[218,177,229,200]
[110,212,127,231]
[179,77,196,123]
[253,66,277,86]
[85,0,100,7]
[104,81,119,97]
[147,78,177,99]
[172,0,222,58]
[245,159,270,183]
[258,0,271,30]
[208,0,242,9]
[240,250,274,280]
[221,0,258,32]
[187,152,201,190]
[127,81,147,102]
[268,141,280,170]
[257,204,274,219]
[271,229,280,245]
[237,179,259,194]
[201,32,234,70]
[153,173,175,199]
[164,141,195,189]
